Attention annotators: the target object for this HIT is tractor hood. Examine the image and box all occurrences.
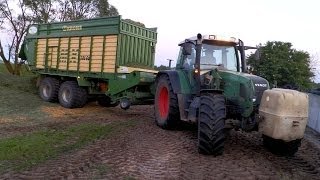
[200,69,269,107]
[224,70,269,107]
[241,73,269,106]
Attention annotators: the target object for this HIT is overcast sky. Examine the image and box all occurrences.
[110,0,320,81]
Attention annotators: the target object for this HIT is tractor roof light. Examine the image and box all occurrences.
[178,34,239,46]
[209,35,216,40]
[204,35,239,43]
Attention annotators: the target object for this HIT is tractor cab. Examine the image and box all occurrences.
[174,34,269,115]
[176,35,244,73]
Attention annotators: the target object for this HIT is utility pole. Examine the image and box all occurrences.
[167,59,173,68]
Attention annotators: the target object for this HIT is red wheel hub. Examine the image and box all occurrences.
[158,86,169,118]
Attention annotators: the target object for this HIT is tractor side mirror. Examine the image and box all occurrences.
[182,43,192,55]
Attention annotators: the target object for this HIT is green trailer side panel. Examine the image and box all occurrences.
[23,16,158,76]
[27,16,121,39]
[117,33,156,69]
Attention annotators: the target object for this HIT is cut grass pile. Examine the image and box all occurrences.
[0,121,135,172]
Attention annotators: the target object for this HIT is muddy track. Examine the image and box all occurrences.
[1,105,320,179]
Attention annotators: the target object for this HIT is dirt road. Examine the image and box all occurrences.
[1,104,320,179]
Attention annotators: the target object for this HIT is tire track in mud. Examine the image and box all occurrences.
[1,106,320,179]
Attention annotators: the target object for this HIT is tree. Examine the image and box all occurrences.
[247,41,314,90]
[93,0,119,17]
[57,0,119,21]
[24,0,55,23]
[0,0,30,75]
[16,0,120,25]
[154,65,170,71]
[123,19,145,27]
[58,0,97,21]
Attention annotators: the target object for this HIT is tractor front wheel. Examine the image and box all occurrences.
[154,75,180,129]
[198,94,226,155]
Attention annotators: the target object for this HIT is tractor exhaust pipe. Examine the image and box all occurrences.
[195,33,203,96]
[238,39,247,73]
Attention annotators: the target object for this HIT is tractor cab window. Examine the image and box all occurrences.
[201,44,237,71]
[182,46,196,69]
[179,43,238,71]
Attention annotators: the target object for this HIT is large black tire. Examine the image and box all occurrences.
[154,75,180,129]
[262,135,301,156]
[198,94,226,155]
[39,77,60,102]
[58,81,88,108]
[97,95,119,107]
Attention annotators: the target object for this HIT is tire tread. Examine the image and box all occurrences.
[198,94,226,155]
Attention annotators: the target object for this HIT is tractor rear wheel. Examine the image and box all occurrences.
[198,94,226,155]
[262,135,301,156]
[97,95,119,107]
[58,81,88,108]
[154,75,180,129]
[39,77,60,102]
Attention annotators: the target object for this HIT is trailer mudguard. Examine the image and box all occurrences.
[157,70,181,94]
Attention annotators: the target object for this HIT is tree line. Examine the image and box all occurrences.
[247,41,316,90]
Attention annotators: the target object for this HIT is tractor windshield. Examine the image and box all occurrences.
[183,43,238,71]
[201,44,237,71]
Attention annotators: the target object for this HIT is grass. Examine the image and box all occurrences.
[0,63,46,125]
[0,63,138,174]
[0,121,136,172]
[0,64,37,93]
[0,84,47,123]
[0,63,33,76]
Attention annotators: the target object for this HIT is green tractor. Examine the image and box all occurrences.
[154,34,269,155]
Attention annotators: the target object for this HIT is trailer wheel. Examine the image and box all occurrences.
[39,77,60,102]
[154,75,180,129]
[97,95,119,107]
[262,135,301,156]
[198,94,226,155]
[58,81,88,108]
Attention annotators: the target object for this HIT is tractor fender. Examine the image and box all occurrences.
[156,70,181,94]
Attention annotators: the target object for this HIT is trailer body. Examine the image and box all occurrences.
[21,16,158,106]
